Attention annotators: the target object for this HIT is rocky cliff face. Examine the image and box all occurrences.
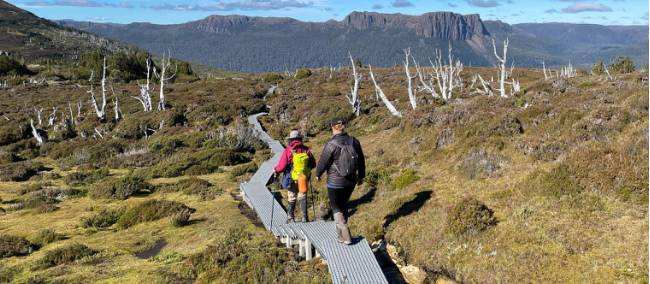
[342,12,490,40]
[186,15,298,34]
[186,11,490,40]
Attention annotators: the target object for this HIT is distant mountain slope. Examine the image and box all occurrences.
[59,12,648,72]
[0,0,129,60]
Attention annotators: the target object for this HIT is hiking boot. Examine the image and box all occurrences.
[286,201,296,223]
[299,198,309,223]
[336,236,352,245]
[334,212,352,244]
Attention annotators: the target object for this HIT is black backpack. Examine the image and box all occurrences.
[332,136,359,177]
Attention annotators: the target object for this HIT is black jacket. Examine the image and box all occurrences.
[316,133,365,188]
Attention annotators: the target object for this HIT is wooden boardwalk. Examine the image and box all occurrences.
[240,113,389,284]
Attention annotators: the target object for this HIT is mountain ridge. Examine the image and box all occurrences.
[53,11,649,72]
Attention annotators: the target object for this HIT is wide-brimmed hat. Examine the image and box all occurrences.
[286,130,302,140]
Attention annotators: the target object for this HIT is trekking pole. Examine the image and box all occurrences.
[270,173,277,230]
[309,177,316,220]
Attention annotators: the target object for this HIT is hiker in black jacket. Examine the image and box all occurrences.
[315,119,365,245]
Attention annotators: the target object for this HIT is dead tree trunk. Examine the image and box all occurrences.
[30,119,44,145]
[368,65,402,118]
[154,51,177,111]
[403,48,417,109]
[347,52,362,116]
[89,59,108,120]
[34,107,43,126]
[492,38,509,98]
[430,43,463,101]
[47,107,57,126]
[542,61,549,80]
[113,97,122,121]
[134,57,154,112]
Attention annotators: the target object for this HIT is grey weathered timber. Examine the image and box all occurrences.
[240,113,388,284]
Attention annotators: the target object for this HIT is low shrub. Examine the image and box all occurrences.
[229,162,258,180]
[456,149,505,179]
[160,177,222,200]
[188,227,329,282]
[170,208,193,227]
[294,68,312,79]
[520,163,583,198]
[0,235,34,258]
[446,196,497,236]
[36,244,97,269]
[116,200,195,229]
[365,168,390,188]
[0,151,21,164]
[23,188,81,213]
[391,169,419,191]
[31,229,62,247]
[0,161,44,182]
[81,208,125,229]
[64,168,110,186]
[150,148,249,178]
[263,73,284,82]
[88,175,154,200]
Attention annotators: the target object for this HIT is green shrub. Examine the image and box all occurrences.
[36,244,97,269]
[150,148,249,178]
[446,196,497,236]
[294,68,312,79]
[64,168,110,186]
[0,161,44,182]
[229,162,258,180]
[22,188,81,213]
[149,137,185,156]
[521,164,583,198]
[391,169,419,191]
[31,229,62,247]
[88,175,153,200]
[263,73,283,82]
[159,177,221,200]
[0,56,31,76]
[0,235,34,258]
[188,227,329,282]
[0,151,20,164]
[81,208,125,229]
[591,61,605,75]
[116,200,195,229]
[365,168,390,187]
[170,208,193,227]
[608,56,635,74]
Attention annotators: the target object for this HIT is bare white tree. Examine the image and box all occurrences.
[475,74,494,96]
[88,59,108,120]
[76,100,83,118]
[492,38,510,97]
[560,63,577,78]
[134,57,154,112]
[154,51,177,111]
[368,65,402,117]
[430,43,464,101]
[68,102,75,125]
[113,97,122,121]
[542,60,549,80]
[347,52,362,116]
[47,107,57,126]
[403,48,417,109]
[33,107,43,126]
[604,64,613,80]
[413,57,438,98]
[30,119,44,145]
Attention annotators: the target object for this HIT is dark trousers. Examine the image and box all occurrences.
[327,186,355,219]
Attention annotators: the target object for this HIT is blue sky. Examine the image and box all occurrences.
[8,0,649,25]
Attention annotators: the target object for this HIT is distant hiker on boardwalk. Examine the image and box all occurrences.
[274,130,316,223]
[316,119,366,245]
